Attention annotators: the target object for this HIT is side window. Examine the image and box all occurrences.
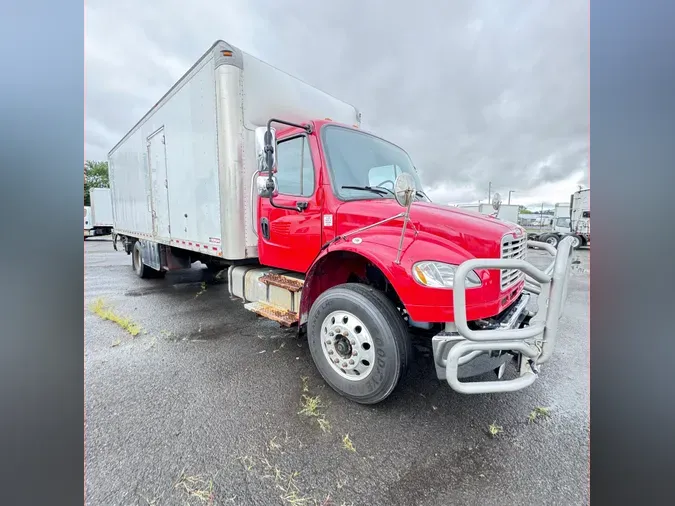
[275,136,314,197]
[368,165,399,187]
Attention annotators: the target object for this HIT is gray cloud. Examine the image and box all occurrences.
[86,0,588,204]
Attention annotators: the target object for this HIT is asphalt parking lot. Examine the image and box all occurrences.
[85,237,589,506]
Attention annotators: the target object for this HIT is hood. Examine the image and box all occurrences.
[335,199,522,259]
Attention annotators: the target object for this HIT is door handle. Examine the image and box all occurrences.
[260,218,270,240]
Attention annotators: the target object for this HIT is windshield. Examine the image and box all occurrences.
[321,125,427,201]
[556,217,570,228]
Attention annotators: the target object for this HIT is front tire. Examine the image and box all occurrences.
[540,233,559,248]
[564,234,582,249]
[307,283,412,405]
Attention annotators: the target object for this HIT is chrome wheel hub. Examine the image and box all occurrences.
[320,310,375,381]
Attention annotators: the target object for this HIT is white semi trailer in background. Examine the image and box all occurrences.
[84,188,114,239]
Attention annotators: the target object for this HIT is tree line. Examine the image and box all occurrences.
[84,160,109,206]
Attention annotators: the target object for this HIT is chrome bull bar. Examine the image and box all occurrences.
[445,236,575,394]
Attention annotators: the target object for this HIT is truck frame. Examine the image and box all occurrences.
[108,40,575,404]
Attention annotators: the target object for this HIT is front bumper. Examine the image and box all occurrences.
[432,237,575,394]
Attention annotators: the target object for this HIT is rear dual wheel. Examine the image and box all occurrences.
[131,241,164,279]
[307,283,412,405]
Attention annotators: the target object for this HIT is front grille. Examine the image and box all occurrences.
[500,234,526,290]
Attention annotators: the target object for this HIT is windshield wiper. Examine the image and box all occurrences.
[341,185,393,197]
[415,190,430,201]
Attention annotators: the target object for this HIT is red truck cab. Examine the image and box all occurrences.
[250,118,575,404]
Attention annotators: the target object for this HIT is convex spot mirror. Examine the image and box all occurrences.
[492,192,502,211]
[394,173,417,208]
[256,175,278,198]
[255,126,277,173]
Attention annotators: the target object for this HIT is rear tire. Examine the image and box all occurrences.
[132,241,164,279]
[307,283,412,405]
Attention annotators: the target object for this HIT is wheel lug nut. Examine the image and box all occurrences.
[352,351,358,357]
[333,358,339,364]
[329,332,334,337]
[350,340,356,345]
[328,350,334,355]
[342,362,348,368]
[326,340,332,345]
[349,359,354,365]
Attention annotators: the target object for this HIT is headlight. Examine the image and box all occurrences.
[412,261,482,289]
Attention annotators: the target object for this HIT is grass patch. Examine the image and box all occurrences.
[487,421,504,438]
[342,434,356,453]
[317,417,331,433]
[298,395,324,418]
[238,455,256,471]
[298,380,333,434]
[174,472,215,505]
[528,406,551,424]
[91,298,141,336]
[268,436,282,452]
[195,282,207,298]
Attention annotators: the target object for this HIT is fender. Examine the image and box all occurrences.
[299,229,502,325]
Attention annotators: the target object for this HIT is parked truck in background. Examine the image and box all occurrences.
[107,40,575,404]
[527,190,589,250]
[527,203,571,248]
[569,188,590,248]
[84,188,113,239]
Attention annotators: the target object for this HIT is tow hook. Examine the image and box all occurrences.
[530,361,540,375]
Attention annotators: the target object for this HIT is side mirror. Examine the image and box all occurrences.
[255,126,277,172]
[256,174,278,198]
[394,173,417,208]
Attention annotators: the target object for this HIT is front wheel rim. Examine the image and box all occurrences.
[546,237,557,245]
[572,237,581,247]
[320,310,376,381]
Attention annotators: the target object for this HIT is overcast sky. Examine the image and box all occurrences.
[85,0,588,207]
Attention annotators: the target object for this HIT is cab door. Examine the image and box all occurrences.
[257,133,323,273]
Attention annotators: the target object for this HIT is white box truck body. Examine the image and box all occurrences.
[492,204,519,224]
[84,188,114,238]
[90,188,113,227]
[550,203,571,233]
[455,203,519,224]
[108,40,360,261]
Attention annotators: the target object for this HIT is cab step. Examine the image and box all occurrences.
[244,301,299,327]
[229,266,305,326]
[259,272,304,292]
